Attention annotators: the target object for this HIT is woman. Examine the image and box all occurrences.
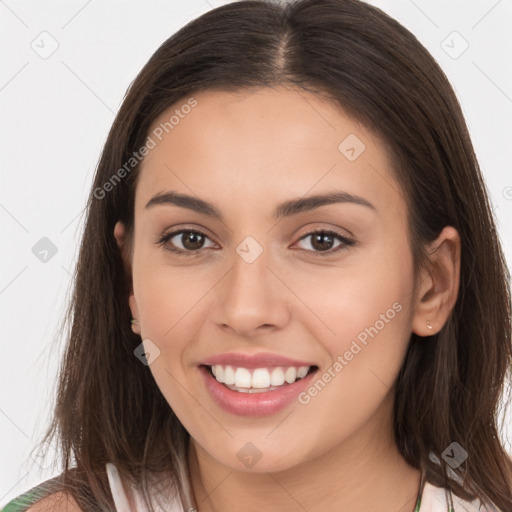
[4,0,511,510]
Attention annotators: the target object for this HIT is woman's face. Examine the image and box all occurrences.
[117,86,423,472]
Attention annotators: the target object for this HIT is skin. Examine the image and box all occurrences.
[114,86,461,512]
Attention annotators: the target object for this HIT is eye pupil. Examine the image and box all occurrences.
[182,231,204,250]
[311,233,334,251]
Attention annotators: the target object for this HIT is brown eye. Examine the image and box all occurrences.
[295,230,355,255]
[157,229,215,255]
[156,228,354,257]
[310,232,336,251]
[178,231,206,251]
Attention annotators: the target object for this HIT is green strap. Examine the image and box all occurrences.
[2,476,62,512]
[414,493,422,511]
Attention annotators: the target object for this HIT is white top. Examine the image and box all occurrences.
[105,462,500,512]
[419,479,500,511]
[105,462,190,512]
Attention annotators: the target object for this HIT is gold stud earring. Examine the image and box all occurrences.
[131,318,139,326]
[426,320,433,330]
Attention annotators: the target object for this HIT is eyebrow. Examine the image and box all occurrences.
[145,190,376,220]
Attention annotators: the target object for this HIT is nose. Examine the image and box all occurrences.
[214,244,291,338]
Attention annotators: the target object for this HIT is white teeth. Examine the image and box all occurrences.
[252,368,271,389]
[297,366,309,379]
[270,367,285,386]
[213,365,223,381]
[223,365,236,385]
[234,367,252,388]
[284,367,297,383]
[208,364,312,391]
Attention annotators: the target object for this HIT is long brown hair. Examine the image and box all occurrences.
[32,0,512,510]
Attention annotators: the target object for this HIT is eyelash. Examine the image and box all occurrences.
[155,228,355,257]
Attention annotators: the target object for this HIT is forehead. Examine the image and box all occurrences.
[135,87,403,220]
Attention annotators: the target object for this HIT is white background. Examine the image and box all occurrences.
[1,0,511,507]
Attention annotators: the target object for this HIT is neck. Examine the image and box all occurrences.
[187,410,422,512]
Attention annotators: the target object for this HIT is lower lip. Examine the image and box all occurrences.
[199,365,317,416]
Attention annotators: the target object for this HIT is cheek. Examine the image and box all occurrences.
[292,239,415,413]
[132,263,202,415]
[292,269,413,451]
[293,254,413,352]
[132,250,208,340]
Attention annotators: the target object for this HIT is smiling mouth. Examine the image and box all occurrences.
[201,364,319,393]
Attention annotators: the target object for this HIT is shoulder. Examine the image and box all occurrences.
[2,478,82,512]
[25,492,82,512]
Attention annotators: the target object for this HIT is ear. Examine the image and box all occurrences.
[411,226,461,337]
[114,220,140,335]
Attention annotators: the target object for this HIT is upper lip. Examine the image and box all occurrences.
[201,352,317,369]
